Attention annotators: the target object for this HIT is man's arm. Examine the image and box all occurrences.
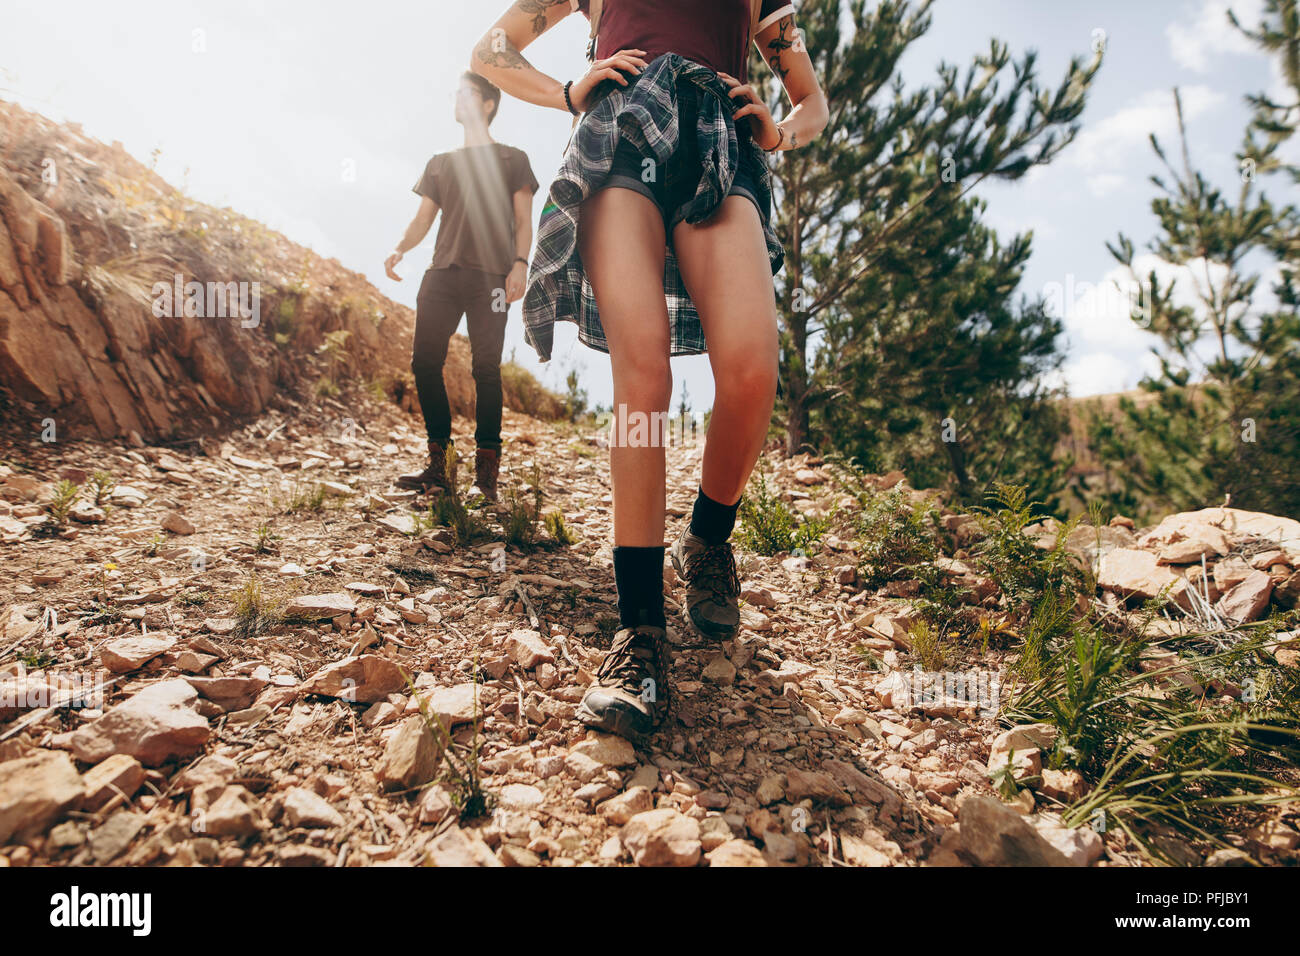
[505,186,533,302]
[385,196,439,281]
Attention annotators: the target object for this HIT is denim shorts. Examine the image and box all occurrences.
[602,83,762,236]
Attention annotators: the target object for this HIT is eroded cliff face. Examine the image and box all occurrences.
[0,101,502,442]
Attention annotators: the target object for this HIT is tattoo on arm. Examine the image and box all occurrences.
[765,16,797,84]
[474,33,530,70]
[516,0,567,36]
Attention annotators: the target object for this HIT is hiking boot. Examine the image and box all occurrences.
[576,625,671,738]
[396,441,452,493]
[469,447,500,502]
[670,528,741,640]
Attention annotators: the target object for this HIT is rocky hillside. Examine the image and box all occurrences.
[0,99,560,444]
[0,393,1296,867]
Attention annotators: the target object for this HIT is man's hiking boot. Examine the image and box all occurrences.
[576,625,670,739]
[469,447,500,503]
[670,528,741,640]
[396,441,452,494]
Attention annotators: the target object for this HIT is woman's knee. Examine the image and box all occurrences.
[612,354,673,408]
[715,357,777,408]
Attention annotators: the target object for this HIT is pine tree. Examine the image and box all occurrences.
[1086,0,1300,519]
[752,0,1101,476]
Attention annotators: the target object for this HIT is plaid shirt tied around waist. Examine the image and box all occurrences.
[522,53,785,362]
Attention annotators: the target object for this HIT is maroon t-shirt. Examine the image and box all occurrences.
[576,0,795,84]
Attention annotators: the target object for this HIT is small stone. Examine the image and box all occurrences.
[99,634,177,674]
[0,750,84,844]
[81,754,145,811]
[505,629,555,670]
[161,512,196,535]
[376,715,441,792]
[204,786,261,837]
[88,811,145,863]
[597,786,654,825]
[426,826,502,867]
[281,787,344,828]
[621,808,702,867]
[706,839,768,867]
[285,592,358,619]
[498,783,544,811]
[702,654,736,686]
[571,732,637,767]
[299,655,406,703]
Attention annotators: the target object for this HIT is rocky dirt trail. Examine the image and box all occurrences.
[1,398,1297,867]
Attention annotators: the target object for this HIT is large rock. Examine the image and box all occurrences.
[299,655,406,703]
[1139,507,1300,564]
[621,808,702,867]
[0,749,84,844]
[1216,570,1274,623]
[954,797,1076,866]
[1097,549,1189,606]
[69,679,210,766]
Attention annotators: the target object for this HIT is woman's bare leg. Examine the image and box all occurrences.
[573,186,676,740]
[578,187,672,546]
[672,197,780,507]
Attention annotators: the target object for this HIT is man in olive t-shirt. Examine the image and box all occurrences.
[385,71,539,502]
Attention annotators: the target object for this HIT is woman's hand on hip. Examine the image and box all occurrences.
[717,72,780,150]
[569,49,649,112]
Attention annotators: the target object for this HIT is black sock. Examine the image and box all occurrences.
[689,487,740,545]
[613,545,666,629]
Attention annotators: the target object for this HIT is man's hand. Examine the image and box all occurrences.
[505,260,528,303]
[384,250,405,281]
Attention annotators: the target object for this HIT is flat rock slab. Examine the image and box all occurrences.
[70,678,210,767]
[299,655,406,703]
[0,749,84,844]
[99,634,177,674]
[285,593,358,619]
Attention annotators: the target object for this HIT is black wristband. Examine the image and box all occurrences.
[514,256,528,266]
[563,80,580,116]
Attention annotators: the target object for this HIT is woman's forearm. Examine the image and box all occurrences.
[471,33,569,112]
[776,91,829,151]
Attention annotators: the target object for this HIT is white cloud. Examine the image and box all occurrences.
[1166,0,1265,72]
[1067,85,1224,174]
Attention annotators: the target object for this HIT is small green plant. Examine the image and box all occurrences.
[430,493,489,547]
[907,618,951,671]
[503,466,545,549]
[315,376,340,399]
[253,520,280,553]
[280,482,328,515]
[404,663,494,822]
[46,479,81,528]
[231,573,284,639]
[145,532,165,557]
[544,510,577,546]
[89,471,116,506]
[971,483,1082,610]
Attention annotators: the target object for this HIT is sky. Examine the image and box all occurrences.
[0,0,1292,410]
